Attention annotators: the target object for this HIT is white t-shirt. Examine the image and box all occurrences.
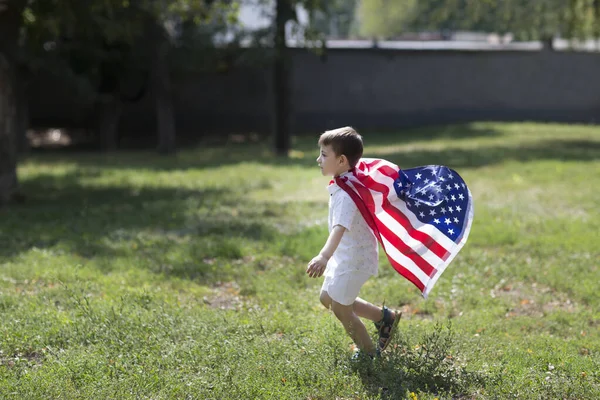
[325,176,379,277]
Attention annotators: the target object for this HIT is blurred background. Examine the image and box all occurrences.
[2,0,600,201]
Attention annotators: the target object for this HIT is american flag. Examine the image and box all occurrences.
[335,158,474,298]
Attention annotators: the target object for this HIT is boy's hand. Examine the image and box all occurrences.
[306,254,328,278]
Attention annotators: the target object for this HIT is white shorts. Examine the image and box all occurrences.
[320,270,372,306]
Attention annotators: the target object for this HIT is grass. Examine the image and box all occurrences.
[0,121,599,399]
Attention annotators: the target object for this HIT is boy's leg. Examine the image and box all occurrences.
[353,297,400,353]
[352,297,392,322]
[330,300,376,356]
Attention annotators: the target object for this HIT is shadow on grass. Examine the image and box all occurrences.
[0,169,289,284]
[23,126,600,172]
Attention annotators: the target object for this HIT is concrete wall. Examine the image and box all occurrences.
[27,48,600,137]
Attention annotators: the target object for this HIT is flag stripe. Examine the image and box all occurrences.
[380,236,426,292]
[376,214,436,277]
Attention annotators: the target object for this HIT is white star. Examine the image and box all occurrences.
[424,178,430,184]
[429,209,436,216]
[441,207,447,214]
[448,206,454,213]
[414,202,420,208]
[448,173,454,179]
[444,196,449,201]
[458,194,465,200]
[461,183,466,188]
[446,185,452,190]
[448,228,454,235]
[453,217,459,223]
[435,186,443,193]
[396,182,403,188]
[415,173,422,180]
[456,205,462,212]
[415,186,422,192]
[444,218,451,225]
[440,176,446,182]
[428,194,434,200]
[434,218,441,224]
[451,195,456,201]
[419,212,425,218]
[405,182,411,188]
[454,183,460,189]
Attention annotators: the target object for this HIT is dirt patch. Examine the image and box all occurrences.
[491,281,578,318]
[202,281,246,311]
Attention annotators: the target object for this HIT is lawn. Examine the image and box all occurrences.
[0,122,599,399]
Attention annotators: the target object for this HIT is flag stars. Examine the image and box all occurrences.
[419,212,425,218]
[456,205,462,212]
[424,178,430,184]
[448,173,454,179]
[448,228,455,235]
[448,206,454,213]
[454,183,460,189]
[458,193,465,200]
[415,173,422,180]
[453,217,459,223]
[446,184,452,190]
[428,194,434,200]
[429,209,436,216]
[451,195,456,201]
[441,207,447,214]
[444,218,451,225]
[434,218,440,224]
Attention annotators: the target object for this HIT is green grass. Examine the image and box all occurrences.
[1,122,599,399]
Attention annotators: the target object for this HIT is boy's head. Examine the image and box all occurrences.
[317,126,363,177]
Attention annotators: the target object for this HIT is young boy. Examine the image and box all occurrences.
[306,126,399,358]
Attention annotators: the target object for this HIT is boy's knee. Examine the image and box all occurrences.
[320,291,332,309]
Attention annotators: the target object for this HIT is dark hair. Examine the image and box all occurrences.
[318,126,363,168]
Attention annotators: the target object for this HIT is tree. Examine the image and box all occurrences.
[0,0,27,206]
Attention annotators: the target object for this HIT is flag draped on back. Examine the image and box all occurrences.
[335,158,474,298]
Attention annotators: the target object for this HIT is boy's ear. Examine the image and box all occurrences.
[338,154,348,165]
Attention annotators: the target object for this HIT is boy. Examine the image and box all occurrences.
[306,126,399,359]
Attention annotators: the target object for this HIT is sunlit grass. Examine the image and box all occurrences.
[1,122,599,399]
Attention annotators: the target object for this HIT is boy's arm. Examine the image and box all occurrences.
[306,225,346,278]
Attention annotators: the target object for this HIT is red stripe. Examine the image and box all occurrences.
[353,173,450,260]
[386,253,426,292]
[375,215,436,277]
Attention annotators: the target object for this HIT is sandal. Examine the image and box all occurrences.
[374,306,401,352]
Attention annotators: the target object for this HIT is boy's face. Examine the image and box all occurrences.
[316,145,349,177]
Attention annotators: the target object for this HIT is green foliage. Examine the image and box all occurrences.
[357,0,600,41]
[358,0,418,39]
[1,122,599,398]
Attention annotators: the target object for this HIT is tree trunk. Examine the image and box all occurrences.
[273,0,292,156]
[0,0,26,206]
[0,55,18,206]
[95,95,122,151]
[152,24,176,155]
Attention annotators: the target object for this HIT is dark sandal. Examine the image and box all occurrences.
[374,306,401,352]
